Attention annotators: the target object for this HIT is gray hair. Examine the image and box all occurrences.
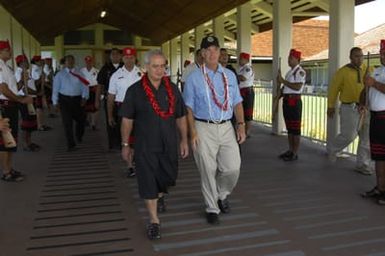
[144,49,166,65]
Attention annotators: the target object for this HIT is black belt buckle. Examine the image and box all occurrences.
[195,118,229,124]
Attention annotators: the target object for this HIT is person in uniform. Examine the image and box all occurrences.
[43,57,57,118]
[31,55,51,131]
[120,49,188,239]
[362,40,385,204]
[15,54,40,151]
[277,49,306,161]
[52,55,89,151]
[97,48,123,150]
[219,48,237,78]
[327,47,372,175]
[237,52,255,137]
[183,36,246,225]
[0,40,33,182]
[108,47,142,177]
[81,56,99,130]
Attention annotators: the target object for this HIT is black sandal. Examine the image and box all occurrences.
[361,186,382,198]
[1,172,24,182]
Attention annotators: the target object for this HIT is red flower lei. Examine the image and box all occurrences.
[202,65,229,111]
[142,73,175,119]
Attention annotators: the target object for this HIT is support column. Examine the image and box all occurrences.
[22,28,31,58]
[180,32,190,70]
[162,41,170,62]
[272,0,292,135]
[133,35,144,67]
[94,23,104,68]
[54,35,64,62]
[11,18,22,64]
[213,15,225,47]
[237,2,252,58]
[194,25,205,50]
[0,5,11,41]
[326,0,355,147]
[169,36,179,83]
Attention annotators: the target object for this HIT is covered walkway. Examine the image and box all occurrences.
[1,115,385,256]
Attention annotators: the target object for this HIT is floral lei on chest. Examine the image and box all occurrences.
[141,73,175,119]
[201,64,229,111]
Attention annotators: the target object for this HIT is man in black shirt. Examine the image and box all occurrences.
[120,49,188,240]
[97,48,123,149]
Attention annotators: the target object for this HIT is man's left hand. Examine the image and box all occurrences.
[180,139,189,159]
[365,76,376,87]
[237,125,246,144]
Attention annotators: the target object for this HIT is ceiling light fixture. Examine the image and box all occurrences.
[100,10,107,18]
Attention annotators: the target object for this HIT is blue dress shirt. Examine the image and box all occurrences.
[52,68,89,105]
[183,64,242,121]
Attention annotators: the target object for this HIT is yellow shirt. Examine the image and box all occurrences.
[327,64,370,108]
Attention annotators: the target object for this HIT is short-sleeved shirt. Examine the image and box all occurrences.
[238,63,254,89]
[15,67,37,97]
[97,62,123,93]
[183,64,242,121]
[0,59,19,100]
[370,65,385,111]
[108,66,142,102]
[119,78,186,153]
[283,64,306,94]
[80,67,99,87]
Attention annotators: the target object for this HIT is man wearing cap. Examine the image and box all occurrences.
[15,54,40,152]
[52,55,89,151]
[31,55,51,131]
[0,40,33,182]
[120,49,188,239]
[43,57,56,118]
[97,48,123,150]
[183,36,245,225]
[362,40,385,203]
[108,47,142,177]
[81,56,99,130]
[238,52,255,137]
[277,49,306,161]
[327,47,372,175]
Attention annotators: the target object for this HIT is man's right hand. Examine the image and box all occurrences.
[327,107,335,119]
[0,118,10,132]
[190,132,199,151]
[121,146,131,162]
[108,118,116,127]
[19,96,33,105]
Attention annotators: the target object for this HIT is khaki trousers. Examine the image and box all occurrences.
[327,103,371,169]
[193,121,241,214]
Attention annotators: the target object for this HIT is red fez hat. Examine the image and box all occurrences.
[44,57,52,62]
[289,49,301,60]
[15,55,28,64]
[84,56,93,63]
[32,55,42,62]
[122,47,136,57]
[381,40,385,52]
[0,40,11,50]
[239,52,251,61]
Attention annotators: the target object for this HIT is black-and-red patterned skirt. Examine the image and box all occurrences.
[240,87,255,121]
[370,111,385,161]
[19,102,37,132]
[0,100,18,152]
[85,86,97,113]
[283,94,302,135]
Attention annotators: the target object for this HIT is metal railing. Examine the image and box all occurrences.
[252,80,359,155]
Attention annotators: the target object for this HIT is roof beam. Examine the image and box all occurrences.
[253,1,273,18]
[292,11,328,16]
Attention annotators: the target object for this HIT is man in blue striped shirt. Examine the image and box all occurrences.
[53,55,89,151]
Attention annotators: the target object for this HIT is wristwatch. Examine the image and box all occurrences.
[121,142,129,147]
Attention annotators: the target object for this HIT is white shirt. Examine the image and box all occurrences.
[15,67,37,97]
[108,65,142,102]
[43,64,53,82]
[283,64,306,94]
[0,59,19,100]
[31,64,43,81]
[369,65,385,111]
[80,67,99,87]
[181,62,200,82]
[238,63,254,89]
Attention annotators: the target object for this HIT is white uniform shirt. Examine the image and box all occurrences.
[15,67,37,97]
[237,63,254,89]
[31,64,42,81]
[43,64,53,82]
[283,64,306,94]
[108,65,142,102]
[80,67,99,87]
[0,59,19,100]
[369,65,385,111]
[181,63,200,83]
